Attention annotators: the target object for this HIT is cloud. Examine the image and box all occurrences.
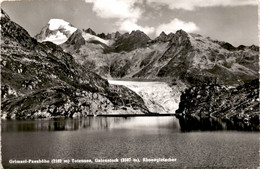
[156,18,199,36]
[85,0,142,20]
[118,19,155,35]
[85,0,155,35]
[147,0,257,10]
[0,0,22,3]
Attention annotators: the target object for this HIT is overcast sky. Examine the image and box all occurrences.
[1,0,258,46]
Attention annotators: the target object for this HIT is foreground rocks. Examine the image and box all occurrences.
[0,9,150,119]
[176,79,259,128]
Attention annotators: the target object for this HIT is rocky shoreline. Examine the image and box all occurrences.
[176,79,259,129]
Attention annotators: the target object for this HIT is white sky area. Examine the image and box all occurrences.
[156,18,199,36]
[146,0,257,10]
[85,0,257,35]
[118,19,155,35]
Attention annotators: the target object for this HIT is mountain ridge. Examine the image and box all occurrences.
[33,18,259,87]
[55,24,258,86]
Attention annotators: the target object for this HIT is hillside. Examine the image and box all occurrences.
[0,9,150,119]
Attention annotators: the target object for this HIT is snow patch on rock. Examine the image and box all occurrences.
[82,32,110,46]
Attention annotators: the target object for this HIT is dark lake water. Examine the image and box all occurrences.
[2,116,259,168]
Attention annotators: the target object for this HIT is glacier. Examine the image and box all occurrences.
[108,80,181,114]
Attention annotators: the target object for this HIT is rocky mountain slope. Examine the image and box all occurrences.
[1,9,150,119]
[59,28,154,77]
[60,29,112,71]
[110,30,258,86]
[47,20,259,86]
[176,79,259,129]
[109,30,151,53]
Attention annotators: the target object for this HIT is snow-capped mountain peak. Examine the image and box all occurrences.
[35,19,77,45]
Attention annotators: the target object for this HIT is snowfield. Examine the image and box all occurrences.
[108,80,181,114]
[43,31,69,45]
[40,19,77,45]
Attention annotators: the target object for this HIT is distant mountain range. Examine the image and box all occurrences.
[35,18,259,86]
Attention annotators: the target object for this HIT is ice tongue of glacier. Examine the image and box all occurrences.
[108,80,181,114]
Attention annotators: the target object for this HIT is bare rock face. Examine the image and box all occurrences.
[83,28,96,36]
[63,29,86,49]
[60,29,113,76]
[176,79,259,129]
[0,9,150,119]
[133,30,259,86]
[107,85,150,114]
[155,31,168,42]
[148,31,174,44]
[110,30,151,53]
[95,31,121,40]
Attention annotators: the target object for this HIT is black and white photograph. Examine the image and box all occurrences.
[0,0,259,168]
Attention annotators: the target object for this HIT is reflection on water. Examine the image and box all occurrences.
[2,117,130,132]
[2,116,258,132]
[1,117,180,132]
[178,116,259,131]
[2,116,259,169]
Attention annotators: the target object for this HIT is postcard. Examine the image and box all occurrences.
[1,0,259,168]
